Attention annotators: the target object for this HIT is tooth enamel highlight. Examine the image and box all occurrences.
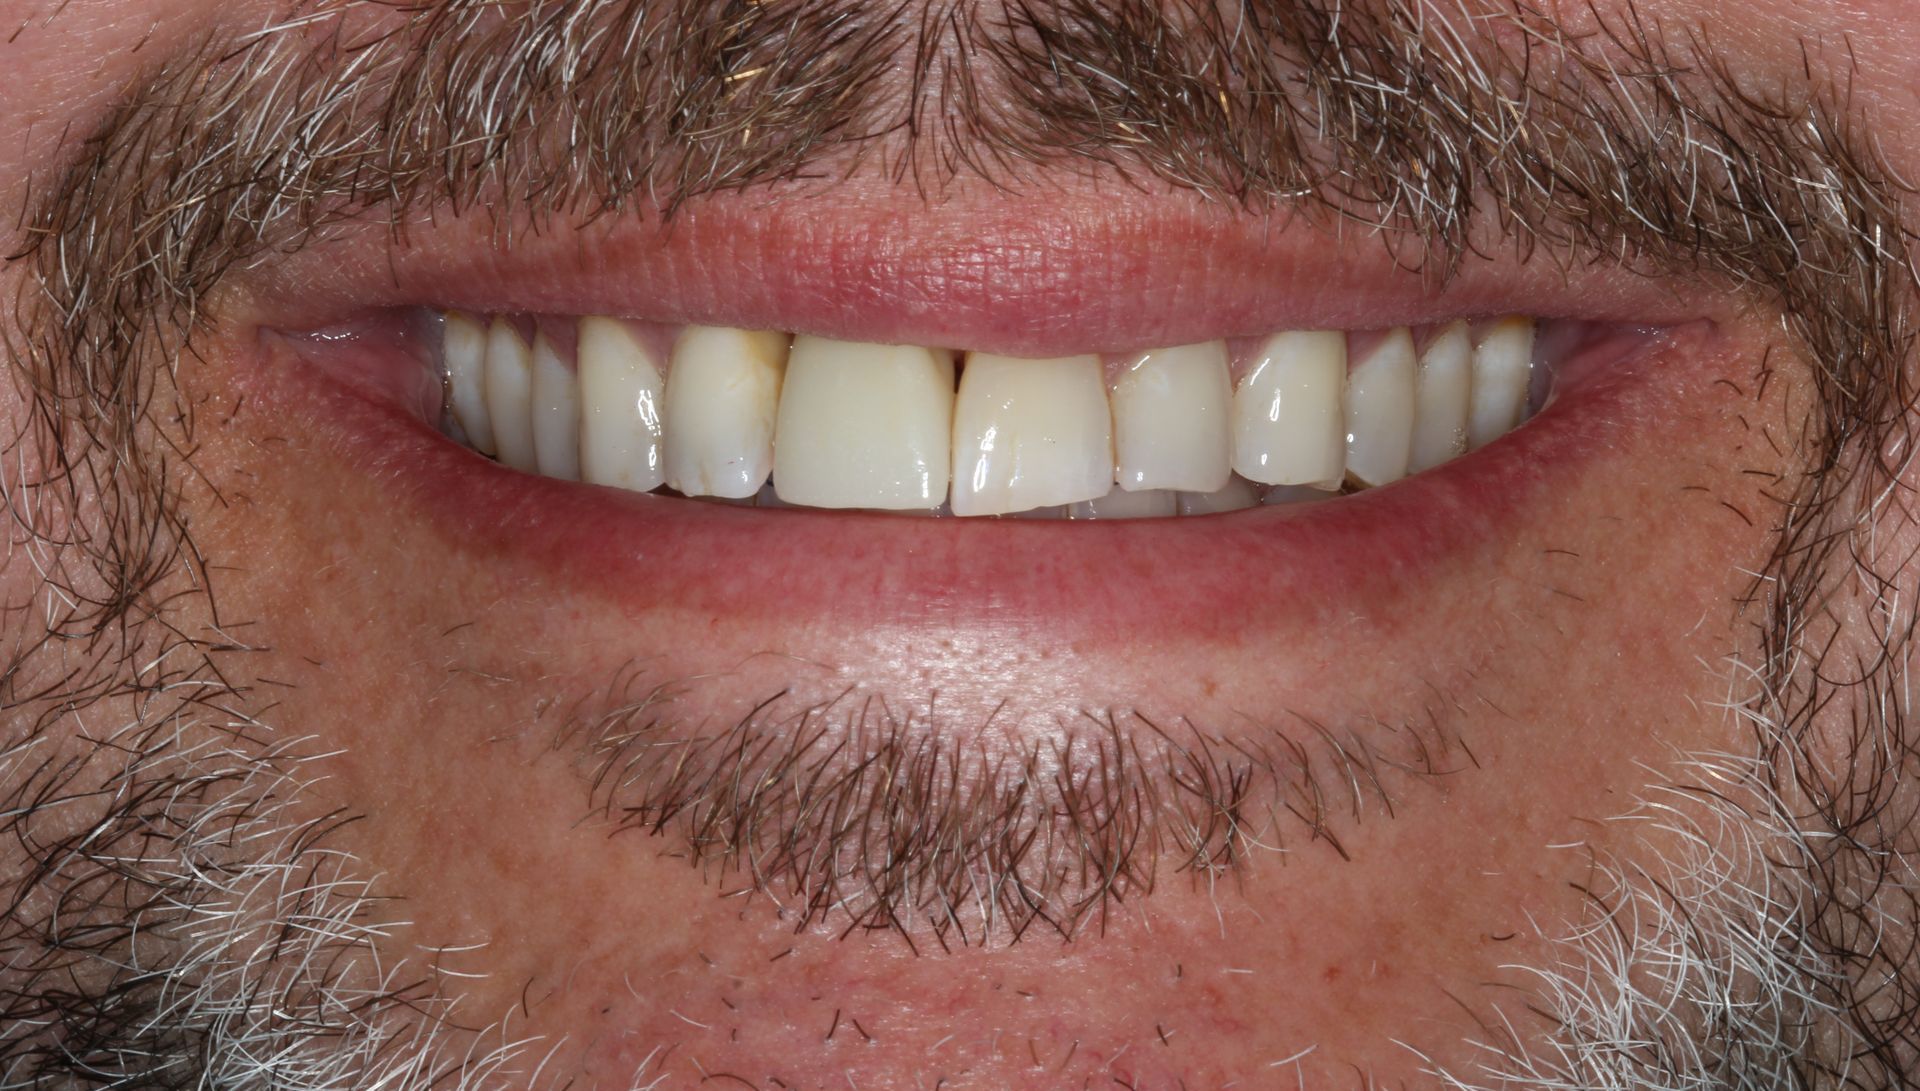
[1409,321,1473,474]
[531,333,582,481]
[1469,317,1536,449]
[1112,343,1233,493]
[773,338,956,510]
[485,318,539,473]
[1178,476,1263,516]
[576,317,667,492]
[665,326,790,499]
[1069,488,1178,520]
[951,354,1114,518]
[1233,331,1347,487]
[1343,328,1419,487]
[444,312,496,456]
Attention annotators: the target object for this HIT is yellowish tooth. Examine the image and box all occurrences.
[1233,331,1347,487]
[576,317,667,493]
[664,326,789,499]
[1069,487,1178,520]
[1112,342,1233,493]
[444,311,496,456]
[1177,476,1263,515]
[1409,321,1473,473]
[1344,328,1418,487]
[531,333,581,481]
[485,318,538,472]
[951,354,1114,518]
[1469,316,1536,449]
[773,338,956,510]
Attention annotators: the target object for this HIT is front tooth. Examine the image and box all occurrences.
[1069,487,1178,520]
[1112,343,1232,493]
[531,333,581,481]
[951,354,1113,518]
[1233,331,1347,487]
[1469,317,1536,449]
[1178,476,1263,515]
[577,317,667,493]
[1409,321,1473,473]
[1344,328,1418,487]
[665,326,789,498]
[773,338,955,510]
[485,318,539,472]
[444,312,496,456]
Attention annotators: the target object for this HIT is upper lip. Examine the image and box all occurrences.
[235,181,1727,355]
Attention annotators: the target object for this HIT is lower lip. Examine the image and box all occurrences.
[255,325,1695,651]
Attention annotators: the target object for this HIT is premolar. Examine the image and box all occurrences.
[485,318,538,474]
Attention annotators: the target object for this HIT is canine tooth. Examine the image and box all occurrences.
[1409,321,1473,473]
[1344,328,1418,487]
[1113,343,1233,493]
[951,355,1114,518]
[1069,488,1178,520]
[773,338,955,510]
[531,333,581,481]
[444,312,496,455]
[1234,331,1347,487]
[485,318,538,472]
[665,326,789,498]
[1469,317,1536,448]
[577,317,667,492]
[1178,476,1263,515]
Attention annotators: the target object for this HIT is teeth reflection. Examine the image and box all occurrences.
[1470,317,1536,449]
[531,333,582,481]
[951,354,1114,518]
[1178,476,1263,516]
[1410,321,1473,474]
[485,318,538,473]
[577,317,667,492]
[774,338,955,510]
[445,311,496,456]
[1113,342,1233,493]
[665,326,789,499]
[1233,331,1347,488]
[1343,328,1418,487]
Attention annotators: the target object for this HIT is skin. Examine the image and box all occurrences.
[1,1,1916,1089]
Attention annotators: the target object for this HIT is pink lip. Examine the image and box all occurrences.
[249,316,1697,650]
[237,182,1714,358]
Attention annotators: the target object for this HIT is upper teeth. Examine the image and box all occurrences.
[440,315,1543,518]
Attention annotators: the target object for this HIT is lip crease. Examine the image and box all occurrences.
[249,303,1703,650]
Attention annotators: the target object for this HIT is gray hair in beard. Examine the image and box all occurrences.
[1,0,1916,1087]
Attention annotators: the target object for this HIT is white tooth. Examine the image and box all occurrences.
[773,338,955,510]
[485,318,538,472]
[1233,331,1347,487]
[1469,316,1536,449]
[531,333,581,481]
[576,317,667,493]
[1178,476,1262,515]
[444,311,496,455]
[1409,321,1473,473]
[1344,328,1418,487]
[1069,487,1178,520]
[665,326,790,499]
[1112,342,1233,493]
[951,354,1113,518]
